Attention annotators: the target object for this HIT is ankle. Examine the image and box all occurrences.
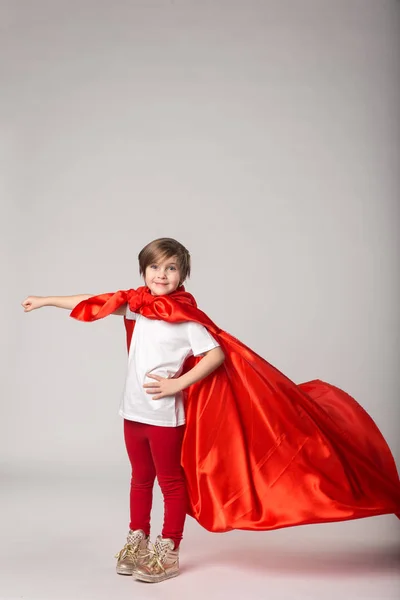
[162,537,181,550]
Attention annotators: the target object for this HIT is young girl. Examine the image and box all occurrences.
[22,238,224,584]
[22,237,400,585]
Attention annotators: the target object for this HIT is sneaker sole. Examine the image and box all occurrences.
[132,571,179,583]
[116,567,134,575]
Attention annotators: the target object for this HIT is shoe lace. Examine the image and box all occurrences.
[146,539,169,573]
[114,543,136,561]
[114,533,143,561]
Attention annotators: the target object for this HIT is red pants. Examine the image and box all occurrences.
[123,419,188,548]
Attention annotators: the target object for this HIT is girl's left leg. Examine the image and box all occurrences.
[149,424,188,549]
[132,425,187,583]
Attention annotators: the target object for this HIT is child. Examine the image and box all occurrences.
[22,237,400,584]
[22,238,224,583]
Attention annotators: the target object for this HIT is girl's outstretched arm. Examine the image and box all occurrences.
[21,295,127,315]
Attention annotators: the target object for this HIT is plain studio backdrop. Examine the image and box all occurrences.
[1,1,399,599]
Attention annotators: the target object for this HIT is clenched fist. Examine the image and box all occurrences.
[21,296,46,312]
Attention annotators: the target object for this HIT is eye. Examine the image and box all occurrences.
[168,266,177,271]
[150,265,158,270]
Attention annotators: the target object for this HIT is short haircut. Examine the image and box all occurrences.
[138,238,191,285]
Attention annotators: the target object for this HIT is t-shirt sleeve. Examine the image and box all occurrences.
[187,322,220,357]
[125,305,137,321]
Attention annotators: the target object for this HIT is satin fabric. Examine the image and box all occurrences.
[71,286,400,532]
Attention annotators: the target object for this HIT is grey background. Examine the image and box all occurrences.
[1,1,399,599]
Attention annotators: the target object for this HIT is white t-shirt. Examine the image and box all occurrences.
[120,306,220,426]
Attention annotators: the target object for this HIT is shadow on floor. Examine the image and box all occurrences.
[183,545,400,576]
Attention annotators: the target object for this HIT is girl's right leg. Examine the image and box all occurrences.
[116,420,155,575]
[123,419,156,535]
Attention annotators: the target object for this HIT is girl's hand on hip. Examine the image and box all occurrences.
[143,374,183,400]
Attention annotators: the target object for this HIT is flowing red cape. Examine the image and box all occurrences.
[71,286,400,532]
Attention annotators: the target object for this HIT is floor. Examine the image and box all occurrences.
[1,472,399,600]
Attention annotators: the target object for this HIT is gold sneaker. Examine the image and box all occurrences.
[115,529,149,575]
[132,535,179,583]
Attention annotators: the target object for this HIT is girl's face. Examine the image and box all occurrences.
[144,255,182,296]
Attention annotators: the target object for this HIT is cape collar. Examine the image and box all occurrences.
[126,285,198,313]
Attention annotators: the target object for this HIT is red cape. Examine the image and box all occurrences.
[71,286,400,532]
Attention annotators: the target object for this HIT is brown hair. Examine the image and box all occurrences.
[138,238,191,285]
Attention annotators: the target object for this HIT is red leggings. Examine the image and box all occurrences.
[123,419,188,548]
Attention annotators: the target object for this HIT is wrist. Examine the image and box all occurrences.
[176,375,188,392]
[44,296,57,307]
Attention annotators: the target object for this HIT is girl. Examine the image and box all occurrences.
[22,238,400,584]
[22,238,225,583]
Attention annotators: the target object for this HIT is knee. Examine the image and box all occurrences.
[131,473,155,490]
[157,473,187,496]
